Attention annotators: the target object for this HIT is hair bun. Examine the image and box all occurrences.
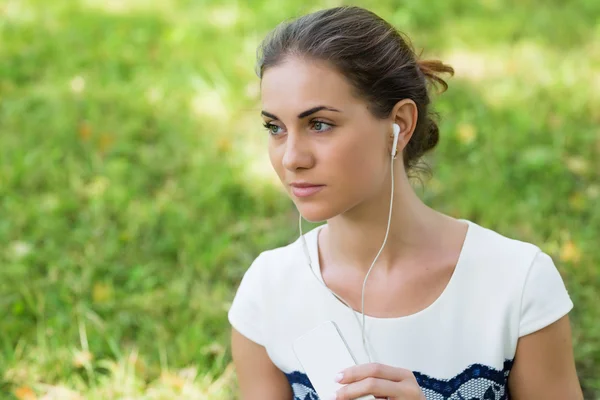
[417,59,455,93]
[424,117,440,152]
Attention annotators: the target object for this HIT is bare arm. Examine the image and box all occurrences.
[231,327,293,400]
[508,315,583,399]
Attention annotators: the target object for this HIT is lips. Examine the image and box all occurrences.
[290,183,325,198]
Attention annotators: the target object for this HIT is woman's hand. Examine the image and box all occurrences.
[333,362,426,400]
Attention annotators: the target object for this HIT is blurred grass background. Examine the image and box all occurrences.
[0,0,599,398]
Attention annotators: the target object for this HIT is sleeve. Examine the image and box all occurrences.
[518,250,574,337]
[227,254,268,346]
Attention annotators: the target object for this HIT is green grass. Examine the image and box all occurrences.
[1,0,599,398]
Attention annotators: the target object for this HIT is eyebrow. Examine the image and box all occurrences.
[261,106,341,120]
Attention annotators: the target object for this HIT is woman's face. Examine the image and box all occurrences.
[260,57,393,222]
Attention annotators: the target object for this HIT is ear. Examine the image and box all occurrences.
[390,99,418,151]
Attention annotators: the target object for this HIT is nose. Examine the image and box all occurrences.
[281,132,314,171]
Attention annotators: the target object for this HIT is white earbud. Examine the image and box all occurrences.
[391,123,400,158]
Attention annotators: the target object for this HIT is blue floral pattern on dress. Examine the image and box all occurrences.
[285,359,513,400]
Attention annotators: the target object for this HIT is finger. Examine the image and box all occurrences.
[335,377,398,400]
[338,363,411,384]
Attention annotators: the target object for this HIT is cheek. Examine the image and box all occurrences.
[333,132,386,193]
[268,142,284,178]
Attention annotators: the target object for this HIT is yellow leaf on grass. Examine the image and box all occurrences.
[217,137,232,153]
[92,282,113,304]
[14,386,36,400]
[78,122,92,141]
[456,123,477,145]
[560,240,582,264]
[98,133,115,153]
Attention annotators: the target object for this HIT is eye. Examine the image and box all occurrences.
[311,120,334,132]
[262,122,284,136]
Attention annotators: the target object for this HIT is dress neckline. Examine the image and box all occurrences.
[305,219,474,323]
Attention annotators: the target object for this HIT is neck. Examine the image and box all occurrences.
[321,171,449,275]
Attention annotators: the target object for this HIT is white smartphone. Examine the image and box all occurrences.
[292,320,376,400]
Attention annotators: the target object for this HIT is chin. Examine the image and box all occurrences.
[294,199,342,223]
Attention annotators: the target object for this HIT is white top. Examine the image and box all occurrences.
[228,220,574,400]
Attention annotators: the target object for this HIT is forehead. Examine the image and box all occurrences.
[260,57,361,115]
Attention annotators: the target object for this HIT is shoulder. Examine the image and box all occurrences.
[242,226,317,286]
[466,220,541,258]
[464,220,543,278]
[462,220,572,320]
[458,220,552,313]
[459,220,573,341]
[228,228,318,345]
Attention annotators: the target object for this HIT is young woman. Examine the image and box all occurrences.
[228,6,582,400]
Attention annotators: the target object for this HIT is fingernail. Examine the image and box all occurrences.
[329,395,337,400]
[334,372,344,382]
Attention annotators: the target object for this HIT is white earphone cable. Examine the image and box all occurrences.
[360,149,395,362]
[299,141,396,363]
[299,217,370,361]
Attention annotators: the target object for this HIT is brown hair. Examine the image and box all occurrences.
[256,6,454,173]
